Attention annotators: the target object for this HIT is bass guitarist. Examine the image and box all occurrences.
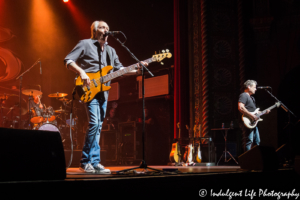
[64,20,148,173]
[238,80,270,152]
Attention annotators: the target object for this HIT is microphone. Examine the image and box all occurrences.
[39,61,42,75]
[257,86,272,89]
[104,31,121,37]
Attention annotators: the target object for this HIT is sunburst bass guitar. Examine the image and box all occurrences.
[74,50,172,103]
[169,122,182,164]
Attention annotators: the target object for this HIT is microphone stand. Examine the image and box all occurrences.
[263,88,298,165]
[16,58,40,129]
[111,33,161,174]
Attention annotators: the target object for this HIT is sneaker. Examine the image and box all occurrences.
[79,163,95,173]
[94,164,111,174]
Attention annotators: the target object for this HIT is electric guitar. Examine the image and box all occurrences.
[242,102,280,129]
[185,125,194,164]
[169,122,182,164]
[194,124,202,163]
[74,50,172,103]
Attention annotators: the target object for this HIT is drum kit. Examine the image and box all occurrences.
[0,90,80,149]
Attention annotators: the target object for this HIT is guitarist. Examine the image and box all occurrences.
[238,80,270,152]
[64,21,148,173]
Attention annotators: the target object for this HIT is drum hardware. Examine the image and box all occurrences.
[0,94,9,127]
[0,94,10,101]
[2,94,27,116]
[66,117,77,127]
[43,106,56,123]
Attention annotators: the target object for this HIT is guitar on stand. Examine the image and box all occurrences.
[194,124,202,163]
[169,122,182,165]
[185,125,194,165]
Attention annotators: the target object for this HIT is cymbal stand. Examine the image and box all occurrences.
[27,95,33,129]
[0,96,7,127]
[16,58,41,129]
[6,106,16,128]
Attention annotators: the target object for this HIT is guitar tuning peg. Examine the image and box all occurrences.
[161,62,164,65]
[166,49,169,52]
[162,50,165,53]
[155,51,157,54]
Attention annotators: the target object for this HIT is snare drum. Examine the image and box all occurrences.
[30,107,44,124]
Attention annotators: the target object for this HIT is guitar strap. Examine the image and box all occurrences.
[250,96,256,106]
[106,45,112,67]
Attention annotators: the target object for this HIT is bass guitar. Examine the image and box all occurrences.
[242,102,280,129]
[74,50,172,103]
[169,122,182,164]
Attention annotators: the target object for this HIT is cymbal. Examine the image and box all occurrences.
[0,94,10,100]
[58,97,69,102]
[48,93,68,98]
[22,89,42,96]
[54,109,67,113]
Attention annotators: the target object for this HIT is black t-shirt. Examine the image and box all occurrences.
[238,92,256,112]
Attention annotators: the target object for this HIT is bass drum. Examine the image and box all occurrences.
[38,123,60,134]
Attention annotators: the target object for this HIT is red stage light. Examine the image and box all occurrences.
[63,0,69,3]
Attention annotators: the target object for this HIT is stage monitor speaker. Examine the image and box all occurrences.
[0,128,66,181]
[238,145,278,171]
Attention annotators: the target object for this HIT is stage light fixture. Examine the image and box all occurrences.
[63,0,69,3]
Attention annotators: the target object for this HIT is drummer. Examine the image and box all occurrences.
[30,95,44,110]
[29,95,45,128]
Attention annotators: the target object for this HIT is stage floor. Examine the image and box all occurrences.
[66,165,241,179]
[1,164,299,198]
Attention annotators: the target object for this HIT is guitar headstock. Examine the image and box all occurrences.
[193,125,197,135]
[193,124,201,138]
[152,49,172,62]
[177,122,180,129]
[185,125,189,130]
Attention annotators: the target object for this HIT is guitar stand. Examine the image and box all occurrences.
[212,128,238,165]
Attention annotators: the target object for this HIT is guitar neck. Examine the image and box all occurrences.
[259,104,277,116]
[102,58,153,83]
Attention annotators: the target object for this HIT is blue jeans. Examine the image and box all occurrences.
[81,93,107,167]
[243,126,260,152]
